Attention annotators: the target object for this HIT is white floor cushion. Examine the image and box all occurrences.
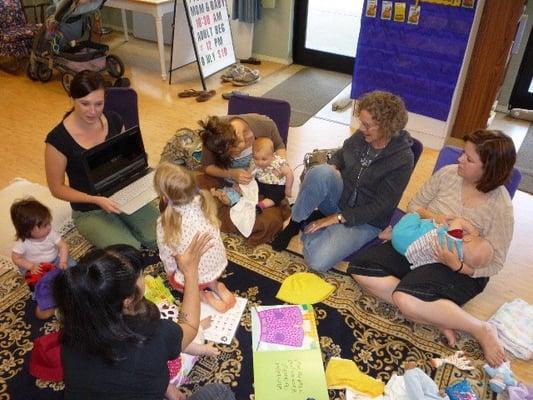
[0,178,71,257]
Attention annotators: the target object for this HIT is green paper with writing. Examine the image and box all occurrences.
[251,304,328,400]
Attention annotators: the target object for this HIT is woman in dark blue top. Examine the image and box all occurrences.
[55,233,235,400]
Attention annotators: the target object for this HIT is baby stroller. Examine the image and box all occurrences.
[27,0,128,92]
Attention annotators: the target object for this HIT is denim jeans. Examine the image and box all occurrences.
[292,164,381,272]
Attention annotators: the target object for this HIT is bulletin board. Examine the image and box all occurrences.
[182,0,236,88]
[351,0,477,121]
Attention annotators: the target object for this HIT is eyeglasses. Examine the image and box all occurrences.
[358,117,379,131]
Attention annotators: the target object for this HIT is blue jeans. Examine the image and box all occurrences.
[292,164,381,272]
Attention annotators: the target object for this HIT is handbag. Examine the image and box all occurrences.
[300,148,339,182]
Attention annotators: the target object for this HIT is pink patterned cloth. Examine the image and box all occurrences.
[258,306,304,347]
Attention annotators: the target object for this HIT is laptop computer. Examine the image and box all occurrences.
[81,126,158,215]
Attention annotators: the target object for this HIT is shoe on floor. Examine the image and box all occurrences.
[232,69,260,86]
[240,57,261,65]
[221,64,245,82]
[332,97,353,112]
[196,90,216,102]
[178,88,203,98]
[222,90,249,100]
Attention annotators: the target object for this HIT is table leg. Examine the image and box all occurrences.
[154,15,167,80]
[121,9,129,41]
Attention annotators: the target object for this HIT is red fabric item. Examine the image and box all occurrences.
[29,331,63,381]
[24,262,56,287]
[168,356,182,379]
[447,229,463,239]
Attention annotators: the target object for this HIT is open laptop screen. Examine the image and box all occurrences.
[83,126,148,194]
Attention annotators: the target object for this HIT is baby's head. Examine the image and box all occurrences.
[252,137,275,169]
[153,161,196,208]
[10,197,52,241]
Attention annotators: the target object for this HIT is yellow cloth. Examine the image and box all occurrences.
[144,275,175,305]
[276,272,335,304]
[325,357,384,397]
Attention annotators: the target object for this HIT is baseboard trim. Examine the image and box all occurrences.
[252,53,292,65]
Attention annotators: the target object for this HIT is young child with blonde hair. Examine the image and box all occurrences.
[154,162,235,313]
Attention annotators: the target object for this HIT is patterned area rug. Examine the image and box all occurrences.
[2,223,494,399]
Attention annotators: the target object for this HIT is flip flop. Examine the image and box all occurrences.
[221,90,249,100]
[240,57,261,65]
[196,90,216,102]
[177,88,202,98]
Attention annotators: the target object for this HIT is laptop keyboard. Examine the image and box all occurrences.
[110,171,156,208]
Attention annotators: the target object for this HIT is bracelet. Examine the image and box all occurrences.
[455,261,464,273]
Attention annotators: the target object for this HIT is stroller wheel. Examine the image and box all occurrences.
[61,72,75,94]
[37,63,53,83]
[26,62,38,81]
[106,55,124,78]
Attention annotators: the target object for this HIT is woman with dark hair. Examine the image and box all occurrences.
[349,129,516,367]
[54,234,236,400]
[272,91,414,272]
[44,69,158,249]
[197,114,290,245]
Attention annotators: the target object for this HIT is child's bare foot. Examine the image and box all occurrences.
[184,341,220,356]
[476,322,506,367]
[213,281,236,311]
[201,290,231,313]
[210,189,231,206]
[378,225,392,241]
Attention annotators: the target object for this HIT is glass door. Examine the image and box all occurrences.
[293,0,364,74]
[509,27,533,110]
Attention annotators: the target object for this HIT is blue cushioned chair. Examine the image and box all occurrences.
[103,87,139,130]
[228,93,291,145]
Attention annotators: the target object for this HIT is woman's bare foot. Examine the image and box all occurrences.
[441,327,457,348]
[210,188,231,206]
[475,322,506,367]
[378,225,393,241]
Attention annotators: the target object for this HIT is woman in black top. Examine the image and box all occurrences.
[54,233,235,400]
[44,70,159,250]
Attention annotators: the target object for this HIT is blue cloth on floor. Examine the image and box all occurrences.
[404,368,449,400]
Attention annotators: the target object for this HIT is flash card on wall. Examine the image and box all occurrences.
[407,5,421,25]
[365,0,377,17]
[394,2,406,22]
[381,1,393,20]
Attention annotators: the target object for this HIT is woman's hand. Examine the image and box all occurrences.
[94,196,121,214]
[433,236,462,271]
[229,169,252,185]
[173,233,213,280]
[304,215,339,234]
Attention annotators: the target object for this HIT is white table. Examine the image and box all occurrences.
[105,0,175,80]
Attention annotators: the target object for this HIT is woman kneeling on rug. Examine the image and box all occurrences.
[197,113,289,246]
[45,70,158,250]
[272,90,414,272]
[54,234,236,400]
[348,130,516,367]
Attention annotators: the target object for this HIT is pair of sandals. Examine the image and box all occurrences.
[177,89,216,102]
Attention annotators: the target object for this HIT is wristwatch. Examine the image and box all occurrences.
[337,214,343,224]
